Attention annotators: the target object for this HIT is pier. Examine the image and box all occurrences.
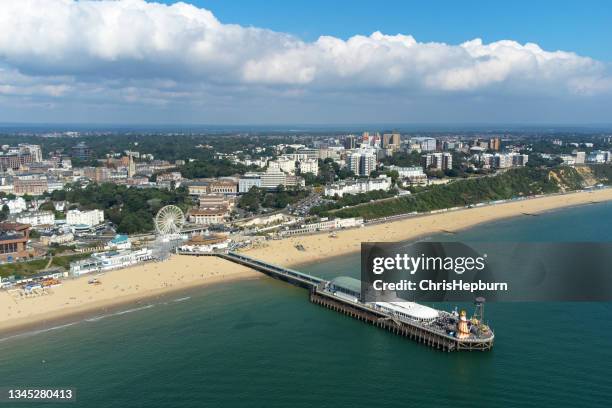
[208,251,494,352]
[218,252,323,289]
[310,284,493,352]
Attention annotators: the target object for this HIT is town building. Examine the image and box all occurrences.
[186,181,209,196]
[0,222,31,262]
[208,180,238,195]
[188,207,229,225]
[298,158,319,175]
[382,133,401,150]
[489,138,501,151]
[238,173,262,193]
[421,153,453,171]
[178,234,230,253]
[127,176,150,186]
[574,151,586,164]
[105,234,131,250]
[66,209,105,227]
[18,144,43,162]
[13,211,55,227]
[285,174,304,188]
[587,150,610,163]
[186,179,238,196]
[3,197,27,214]
[280,217,364,237]
[318,147,343,160]
[69,248,153,276]
[511,153,529,166]
[0,152,33,171]
[295,148,318,160]
[199,194,234,210]
[412,137,437,152]
[40,231,74,246]
[83,166,111,183]
[156,172,182,183]
[558,154,576,166]
[269,156,297,174]
[479,153,529,169]
[260,167,287,189]
[72,142,92,160]
[388,166,427,184]
[347,151,376,176]
[344,135,356,150]
[324,176,392,197]
[13,176,48,196]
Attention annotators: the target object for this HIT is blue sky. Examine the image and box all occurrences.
[0,0,611,125]
[163,0,612,61]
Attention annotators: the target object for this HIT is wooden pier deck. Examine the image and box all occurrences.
[218,252,323,289]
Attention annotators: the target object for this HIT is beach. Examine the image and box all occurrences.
[0,256,259,335]
[1,188,611,335]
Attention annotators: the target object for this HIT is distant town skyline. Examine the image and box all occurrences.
[0,0,611,125]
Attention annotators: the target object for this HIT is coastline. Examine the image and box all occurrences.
[243,189,612,268]
[1,188,611,337]
[0,256,260,337]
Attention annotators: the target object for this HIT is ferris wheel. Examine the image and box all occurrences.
[154,205,185,235]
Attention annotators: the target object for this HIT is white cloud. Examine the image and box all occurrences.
[0,0,610,123]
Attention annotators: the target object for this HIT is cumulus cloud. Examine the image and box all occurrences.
[0,0,611,122]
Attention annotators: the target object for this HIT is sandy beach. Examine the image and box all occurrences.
[245,189,612,267]
[0,256,259,335]
[1,188,611,335]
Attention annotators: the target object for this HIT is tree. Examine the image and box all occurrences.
[444,169,459,177]
[385,170,400,184]
[39,202,56,212]
[0,204,9,221]
[179,159,252,179]
[237,187,262,212]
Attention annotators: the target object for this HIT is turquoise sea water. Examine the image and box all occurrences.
[1,201,611,407]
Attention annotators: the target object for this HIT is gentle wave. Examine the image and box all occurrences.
[85,304,155,321]
[0,296,191,342]
[113,304,155,316]
[0,321,79,343]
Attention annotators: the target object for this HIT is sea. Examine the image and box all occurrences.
[1,201,611,407]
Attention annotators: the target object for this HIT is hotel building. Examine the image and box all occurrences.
[324,176,392,197]
[66,209,105,227]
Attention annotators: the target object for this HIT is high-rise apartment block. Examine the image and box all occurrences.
[348,151,376,176]
[421,152,453,170]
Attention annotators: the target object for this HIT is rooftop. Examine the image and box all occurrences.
[0,222,30,232]
[330,276,362,295]
[110,234,129,244]
[373,301,439,321]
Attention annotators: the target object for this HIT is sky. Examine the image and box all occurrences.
[0,0,611,126]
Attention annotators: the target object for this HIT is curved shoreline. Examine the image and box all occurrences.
[1,188,611,338]
[243,189,612,268]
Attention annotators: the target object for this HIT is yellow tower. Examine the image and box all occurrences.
[457,310,471,339]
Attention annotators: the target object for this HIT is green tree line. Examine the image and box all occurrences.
[238,186,309,213]
[316,167,585,220]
